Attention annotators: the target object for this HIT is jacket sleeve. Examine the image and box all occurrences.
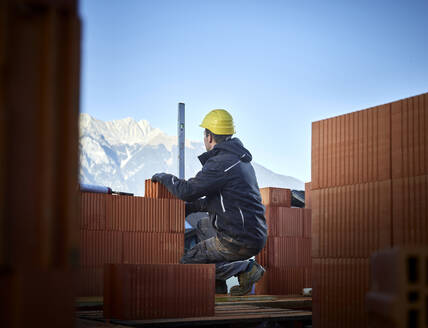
[158,160,227,202]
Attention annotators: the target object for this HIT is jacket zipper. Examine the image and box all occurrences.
[239,207,245,231]
[220,192,226,212]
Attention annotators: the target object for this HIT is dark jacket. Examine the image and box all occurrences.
[156,138,267,249]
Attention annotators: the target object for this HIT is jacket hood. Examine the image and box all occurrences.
[199,137,252,165]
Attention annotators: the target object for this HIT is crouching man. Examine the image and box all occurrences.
[152,109,267,296]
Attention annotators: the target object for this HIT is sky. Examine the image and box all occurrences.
[79,0,428,182]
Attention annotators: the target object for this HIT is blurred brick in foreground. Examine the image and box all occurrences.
[104,264,215,320]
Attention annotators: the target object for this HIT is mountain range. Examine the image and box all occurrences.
[79,113,304,196]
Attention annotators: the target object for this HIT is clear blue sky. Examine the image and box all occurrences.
[79,0,428,182]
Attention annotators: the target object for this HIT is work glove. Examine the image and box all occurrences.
[151,173,167,183]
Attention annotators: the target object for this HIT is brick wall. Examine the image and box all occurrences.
[311,92,428,328]
[255,187,312,294]
[78,181,185,297]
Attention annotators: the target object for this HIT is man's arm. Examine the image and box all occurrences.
[151,160,226,202]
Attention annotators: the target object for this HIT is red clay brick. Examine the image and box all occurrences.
[312,122,321,190]
[302,208,311,238]
[392,93,428,179]
[367,246,428,328]
[79,230,123,267]
[333,115,339,187]
[312,258,370,328]
[327,118,333,187]
[304,266,312,288]
[144,179,177,199]
[311,189,320,258]
[322,118,329,188]
[391,100,402,179]
[259,187,291,207]
[79,192,107,230]
[76,267,103,297]
[0,271,74,328]
[331,116,337,187]
[311,260,321,327]
[392,175,428,246]
[366,110,372,181]
[265,206,303,237]
[268,237,298,267]
[255,242,269,268]
[266,236,311,268]
[104,264,215,320]
[169,198,185,233]
[255,267,306,295]
[296,238,312,267]
[105,196,183,233]
[352,111,358,185]
[77,230,184,296]
[304,182,312,208]
[358,109,365,184]
[312,102,394,190]
[343,114,350,186]
[425,93,428,175]
[122,232,184,264]
[254,270,269,295]
[312,181,392,258]
[338,115,345,186]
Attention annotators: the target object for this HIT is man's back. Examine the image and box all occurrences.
[200,138,267,249]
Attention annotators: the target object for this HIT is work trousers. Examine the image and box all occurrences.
[180,216,261,280]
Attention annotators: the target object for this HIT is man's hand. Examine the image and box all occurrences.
[151,173,167,183]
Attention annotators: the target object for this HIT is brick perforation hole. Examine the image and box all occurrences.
[408,291,419,303]
[407,256,419,284]
[426,258,428,286]
[408,309,419,328]
[425,295,428,327]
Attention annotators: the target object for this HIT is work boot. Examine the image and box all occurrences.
[230,261,265,296]
[215,279,227,294]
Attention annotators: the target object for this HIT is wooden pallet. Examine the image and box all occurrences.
[215,295,312,310]
[76,295,312,310]
[78,308,311,327]
[76,296,312,327]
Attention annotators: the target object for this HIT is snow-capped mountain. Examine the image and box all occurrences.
[79,114,304,195]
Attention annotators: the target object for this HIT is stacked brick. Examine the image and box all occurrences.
[78,180,185,297]
[0,1,81,327]
[366,247,428,328]
[305,182,312,209]
[104,263,215,320]
[144,179,177,199]
[255,187,312,295]
[311,92,428,328]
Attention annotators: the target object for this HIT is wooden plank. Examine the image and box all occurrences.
[76,297,104,303]
[76,318,129,328]
[215,304,303,312]
[77,307,312,327]
[76,297,104,310]
[111,310,311,325]
[216,295,312,310]
[217,308,295,316]
[75,295,312,311]
[215,295,277,302]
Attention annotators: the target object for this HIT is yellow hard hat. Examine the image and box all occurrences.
[199,109,236,135]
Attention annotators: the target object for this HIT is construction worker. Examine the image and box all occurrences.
[151,109,267,295]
